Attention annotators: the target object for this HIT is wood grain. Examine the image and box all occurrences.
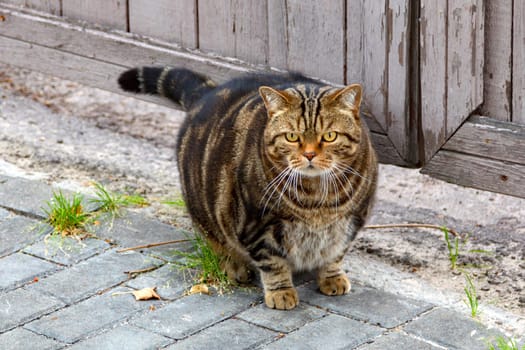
[480,0,512,121]
[421,150,525,198]
[446,0,484,136]
[359,1,387,130]
[62,0,127,30]
[0,0,60,14]
[198,0,269,65]
[419,1,447,163]
[282,0,345,84]
[513,0,525,124]
[128,0,197,49]
[443,116,525,164]
[386,0,410,161]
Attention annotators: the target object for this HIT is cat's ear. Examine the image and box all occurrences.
[259,86,295,117]
[325,84,362,110]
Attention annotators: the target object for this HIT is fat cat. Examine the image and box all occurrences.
[118,67,378,310]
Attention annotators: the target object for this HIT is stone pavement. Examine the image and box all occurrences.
[0,174,520,350]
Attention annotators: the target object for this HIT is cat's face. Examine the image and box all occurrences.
[260,84,363,178]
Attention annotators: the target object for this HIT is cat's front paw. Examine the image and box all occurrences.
[264,288,299,310]
[318,274,351,296]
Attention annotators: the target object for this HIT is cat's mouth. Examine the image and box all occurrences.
[298,164,327,177]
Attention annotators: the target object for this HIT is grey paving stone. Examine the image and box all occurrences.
[404,308,502,350]
[263,314,383,350]
[299,281,433,328]
[23,236,110,266]
[0,175,100,218]
[24,287,158,344]
[31,249,162,304]
[358,331,441,350]
[0,252,59,291]
[166,318,276,350]
[67,324,173,350]
[0,175,55,217]
[126,263,193,300]
[0,213,50,258]
[0,207,9,219]
[0,327,64,350]
[237,302,327,333]
[131,289,260,339]
[0,288,65,332]
[92,211,193,262]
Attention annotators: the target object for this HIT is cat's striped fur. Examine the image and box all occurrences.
[118,67,378,310]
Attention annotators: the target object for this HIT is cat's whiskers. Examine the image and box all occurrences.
[261,166,293,214]
[291,169,303,205]
[333,168,354,203]
[326,170,339,210]
[338,163,370,183]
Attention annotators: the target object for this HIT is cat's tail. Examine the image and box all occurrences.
[118,66,217,110]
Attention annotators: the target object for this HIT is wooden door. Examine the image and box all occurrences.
[421,0,525,198]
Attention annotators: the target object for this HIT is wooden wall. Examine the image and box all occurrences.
[0,0,521,168]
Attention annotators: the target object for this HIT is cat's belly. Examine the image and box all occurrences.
[283,220,350,271]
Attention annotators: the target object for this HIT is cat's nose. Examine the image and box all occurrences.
[303,151,316,161]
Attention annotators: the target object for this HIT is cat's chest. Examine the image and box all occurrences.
[282,219,350,271]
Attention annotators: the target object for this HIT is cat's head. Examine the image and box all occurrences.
[260,84,363,177]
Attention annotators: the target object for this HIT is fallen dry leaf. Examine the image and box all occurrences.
[189,283,210,295]
[132,287,161,301]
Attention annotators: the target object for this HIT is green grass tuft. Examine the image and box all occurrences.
[174,233,230,290]
[442,226,460,270]
[464,272,480,318]
[43,191,90,236]
[90,182,148,216]
[486,336,524,350]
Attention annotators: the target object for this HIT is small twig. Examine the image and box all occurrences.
[363,223,462,239]
[117,238,192,253]
[125,266,158,275]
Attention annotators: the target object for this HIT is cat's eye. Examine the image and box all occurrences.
[285,132,299,142]
[322,131,338,142]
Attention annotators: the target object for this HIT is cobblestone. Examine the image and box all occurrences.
[0,174,520,349]
[30,249,162,304]
[0,252,59,291]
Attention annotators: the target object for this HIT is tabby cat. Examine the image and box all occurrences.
[118,67,378,310]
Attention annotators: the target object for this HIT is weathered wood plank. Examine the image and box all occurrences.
[513,0,525,124]
[0,0,60,14]
[359,1,387,129]
[0,5,253,83]
[267,0,288,69]
[386,0,411,161]
[419,1,447,163]
[421,150,525,199]
[128,0,197,49]
[446,0,484,136]
[480,0,512,121]
[443,116,525,164]
[369,132,409,167]
[198,0,268,65]
[281,0,345,84]
[0,35,122,91]
[62,0,127,30]
[346,0,363,85]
